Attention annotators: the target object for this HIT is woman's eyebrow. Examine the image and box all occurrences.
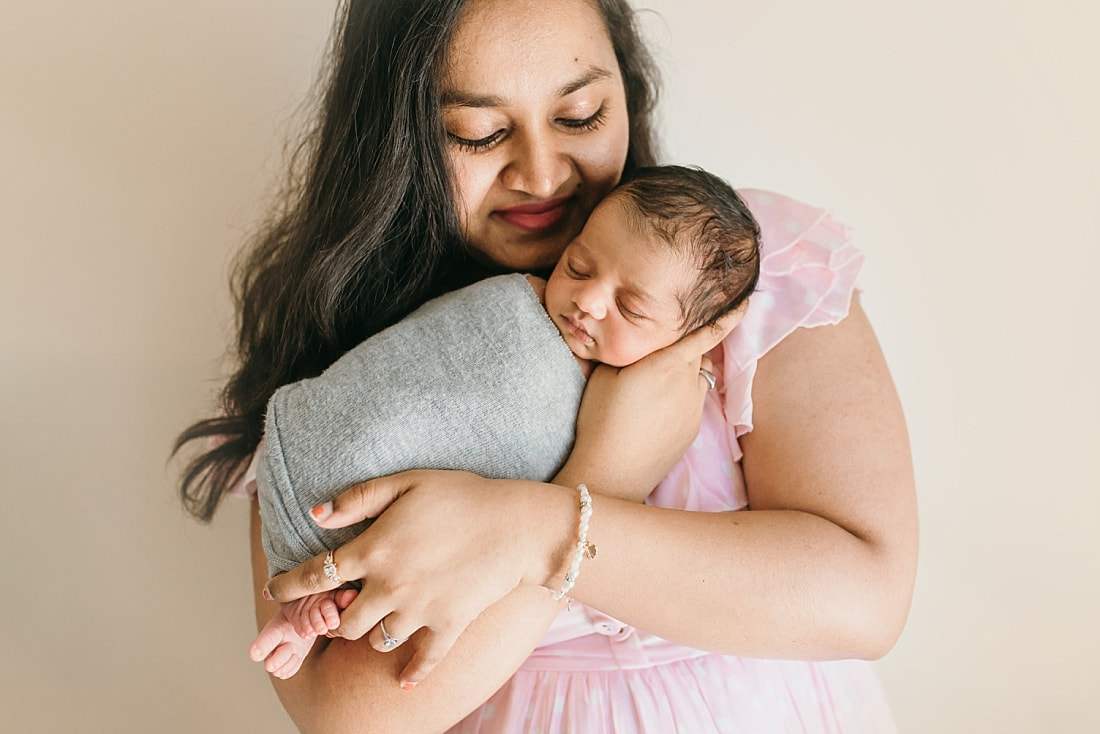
[556,66,614,98]
[440,90,504,108]
[442,66,615,108]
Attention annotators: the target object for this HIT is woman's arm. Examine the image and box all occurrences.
[250,499,565,734]
[554,295,917,658]
[270,295,916,664]
[255,311,733,722]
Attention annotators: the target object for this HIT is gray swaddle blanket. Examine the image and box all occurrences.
[257,273,586,576]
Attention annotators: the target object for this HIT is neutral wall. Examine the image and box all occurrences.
[2,1,1096,732]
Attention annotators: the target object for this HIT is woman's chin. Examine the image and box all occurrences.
[469,239,570,274]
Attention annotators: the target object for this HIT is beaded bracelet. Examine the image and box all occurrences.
[552,484,598,601]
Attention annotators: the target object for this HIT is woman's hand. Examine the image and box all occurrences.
[262,470,575,689]
[559,306,745,498]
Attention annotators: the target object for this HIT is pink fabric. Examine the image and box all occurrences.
[229,442,261,499]
[448,190,896,733]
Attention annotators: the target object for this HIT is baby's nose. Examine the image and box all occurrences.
[575,288,606,319]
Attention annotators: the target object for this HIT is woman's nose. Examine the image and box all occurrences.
[501,130,571,198]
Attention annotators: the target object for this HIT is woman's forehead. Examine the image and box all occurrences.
[444,0,616,96]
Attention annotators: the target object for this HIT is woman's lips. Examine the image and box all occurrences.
[493,197,572,232]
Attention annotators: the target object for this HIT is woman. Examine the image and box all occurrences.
[176,0,917,731]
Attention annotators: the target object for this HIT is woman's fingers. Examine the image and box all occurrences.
[310,471,420,528]
[265,548,357,603]
[266,471,432,602]
[398,623,466,690]
[334,587,359,609]
[665,301,748,363]
[367,611,415,654]
[325,580,396,641]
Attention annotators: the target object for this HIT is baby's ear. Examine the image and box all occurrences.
[524,274,547,304]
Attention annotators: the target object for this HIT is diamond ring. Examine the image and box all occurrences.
[322,550,342,585]
[380,618,410,651]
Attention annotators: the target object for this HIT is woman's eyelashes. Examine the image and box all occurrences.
[558,105,607,132]
[446,104,609,153]
[448,128,506,153]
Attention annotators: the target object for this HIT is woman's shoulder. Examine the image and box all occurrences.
[718,189,865,435]
[730,188,863,366]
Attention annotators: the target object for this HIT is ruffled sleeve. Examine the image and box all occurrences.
[720,189,864,438]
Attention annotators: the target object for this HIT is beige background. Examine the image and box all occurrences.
[2,1,1097,732]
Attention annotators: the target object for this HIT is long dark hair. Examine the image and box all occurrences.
[173,0,661,521]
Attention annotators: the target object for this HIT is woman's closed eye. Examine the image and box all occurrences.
[449,105,607,152]
[557,105,607,132]
[448,127,507,153]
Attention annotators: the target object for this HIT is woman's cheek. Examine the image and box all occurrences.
[451,156,498,223]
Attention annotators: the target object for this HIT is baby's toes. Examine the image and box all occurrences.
[249,627,281,662]
[309,605,329,636]
[265,643,295,675]
[272,652,303,680]
[320,601,341,630]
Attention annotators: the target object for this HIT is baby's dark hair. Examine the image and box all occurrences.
[613,165,761,333]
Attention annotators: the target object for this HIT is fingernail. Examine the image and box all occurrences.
[310,502,333,522]
[401,682,417,692]
[262,586,274,602]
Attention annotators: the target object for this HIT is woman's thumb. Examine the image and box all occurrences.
[310,473,410,528]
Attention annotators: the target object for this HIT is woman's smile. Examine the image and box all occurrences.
[493,196,574,232]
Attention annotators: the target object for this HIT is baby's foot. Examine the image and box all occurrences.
[286,589,342,639]
[249,589,358,679]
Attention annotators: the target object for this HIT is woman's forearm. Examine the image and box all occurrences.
[250,501,560,734]
[544,299,917,660]
[545,498,912,660]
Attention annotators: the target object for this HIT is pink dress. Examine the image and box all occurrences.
[448,190,897,733]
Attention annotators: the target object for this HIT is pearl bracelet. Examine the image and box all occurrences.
[552,484,597,601]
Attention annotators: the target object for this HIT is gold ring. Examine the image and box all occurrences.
[322,550,342,585]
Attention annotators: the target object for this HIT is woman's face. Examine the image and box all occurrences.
[442,0,631,272]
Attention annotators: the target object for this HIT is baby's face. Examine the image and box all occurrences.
[544,197,695,367]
